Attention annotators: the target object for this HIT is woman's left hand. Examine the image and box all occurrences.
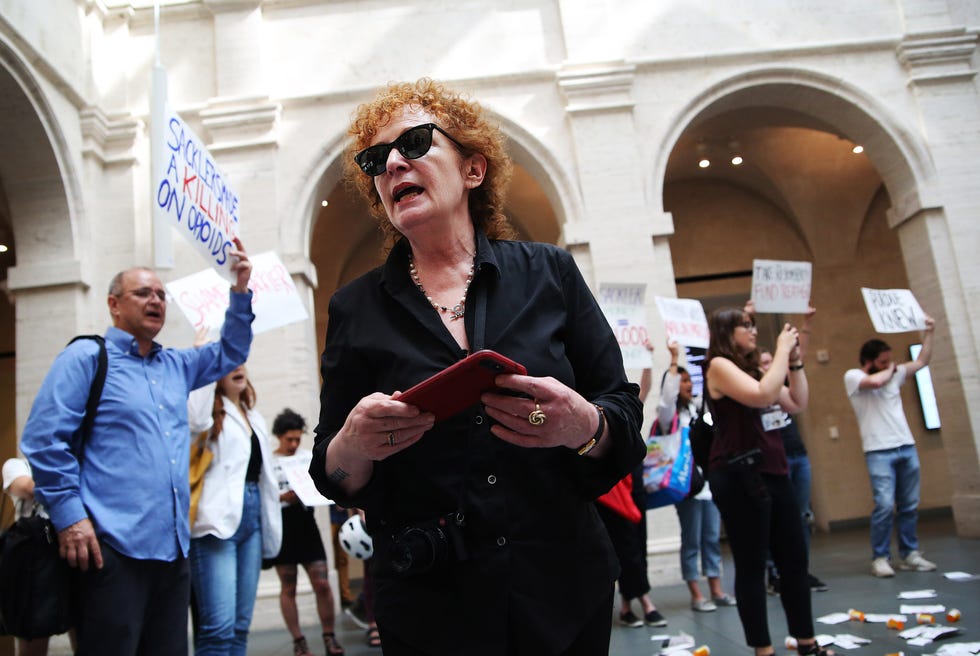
[481,374,598,450]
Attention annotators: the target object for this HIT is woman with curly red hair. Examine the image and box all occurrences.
[310,78,644,655]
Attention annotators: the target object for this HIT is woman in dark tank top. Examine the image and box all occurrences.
[703,307,833,656]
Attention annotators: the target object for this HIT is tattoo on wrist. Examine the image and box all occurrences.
[327,467,349,483]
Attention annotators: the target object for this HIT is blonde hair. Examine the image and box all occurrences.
[344,78,515,253]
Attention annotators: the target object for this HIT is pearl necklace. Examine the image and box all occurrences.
[408,253,475,321]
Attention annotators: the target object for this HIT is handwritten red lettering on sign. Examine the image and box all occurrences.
[179,284,228,329]
[664,320,709,341]
[248,263,293,302]
[615,325,650,347]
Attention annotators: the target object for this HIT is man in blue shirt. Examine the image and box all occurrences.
[21,239,255,656]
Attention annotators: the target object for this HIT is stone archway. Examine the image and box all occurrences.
[0,38,86,444]
[657,68,979,536]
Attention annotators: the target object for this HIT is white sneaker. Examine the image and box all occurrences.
[871,557,895,577]
[897,550,937,572]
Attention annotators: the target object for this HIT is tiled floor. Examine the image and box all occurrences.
[239,514,978,655]
[604,514,978,655]
[41,514,979,655]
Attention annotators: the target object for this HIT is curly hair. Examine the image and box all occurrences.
[272,407,306,437]
[343,78,515,252]
[706,307,761,380]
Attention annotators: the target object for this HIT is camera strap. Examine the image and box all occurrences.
[471,263,487,353]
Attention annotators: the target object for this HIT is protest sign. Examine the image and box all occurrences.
[277,452,330,507]
[166,251,309,334]
[654,296,709,349]
[152,96,241,282]
[598,283,652,369]
[861,288,927,333]
[751,259,812,313]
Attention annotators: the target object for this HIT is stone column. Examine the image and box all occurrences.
[558,62,681,578]
[894,24,980,536]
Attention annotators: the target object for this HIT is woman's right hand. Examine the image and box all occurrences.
[335,392,435,462]
[776,323,799,358]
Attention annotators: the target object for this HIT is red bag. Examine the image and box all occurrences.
[596,473,642,524]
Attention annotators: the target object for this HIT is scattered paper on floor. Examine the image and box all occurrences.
[865,613,907,623]
[901,603,945,614]
[817,612,851,624]
[899,589,938,599]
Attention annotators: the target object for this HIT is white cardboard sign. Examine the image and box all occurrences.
[597,283,652,369]
[152,98,241,282]
[654,296,709,349]
[166,251,308,334]
[277,452,330,507]
[861,288,927,333]
[751,259,812,313]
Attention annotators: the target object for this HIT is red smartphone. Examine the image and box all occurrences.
[397,350,527,422]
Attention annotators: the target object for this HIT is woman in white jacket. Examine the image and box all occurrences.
[188,364,282,656]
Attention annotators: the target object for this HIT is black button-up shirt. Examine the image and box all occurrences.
[311,231,644,655]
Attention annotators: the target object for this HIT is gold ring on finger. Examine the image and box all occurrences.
[528,402,547,426]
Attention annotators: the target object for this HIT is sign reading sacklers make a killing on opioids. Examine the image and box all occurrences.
[153,101,240,282]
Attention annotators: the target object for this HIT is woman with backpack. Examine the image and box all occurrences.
[704,308,832,656]
[655,340,736,613]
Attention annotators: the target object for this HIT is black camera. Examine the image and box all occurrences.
[726,447,762,469]
[387,512,467,575]
[725,448,768,501]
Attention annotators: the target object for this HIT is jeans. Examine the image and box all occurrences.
[786,453,812,554]
[865,445,920,560]
[190,482,263,656]
[675,497,722,581]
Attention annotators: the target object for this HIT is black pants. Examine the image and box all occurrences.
[378,587,615,656]
[595,506,650,600]
[74,542,191,656]
[595,464,650,600]
[709,468,813,647]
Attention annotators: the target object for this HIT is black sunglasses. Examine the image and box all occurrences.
[354,123,464,177]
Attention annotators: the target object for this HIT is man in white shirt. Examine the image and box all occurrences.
[843,316,936,578]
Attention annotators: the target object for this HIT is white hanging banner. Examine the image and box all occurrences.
[597,283,652,369]
[654,296,709,349]
[751,259,812,313]
[861,288,927,333]
[166,251,308,334]
[150,65,174,269]
[151,92,241,282]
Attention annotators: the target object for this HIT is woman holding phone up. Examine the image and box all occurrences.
[704,307,832,656]
[309,78,643,655]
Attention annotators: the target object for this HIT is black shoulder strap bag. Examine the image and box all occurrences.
[0,335,107,639]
